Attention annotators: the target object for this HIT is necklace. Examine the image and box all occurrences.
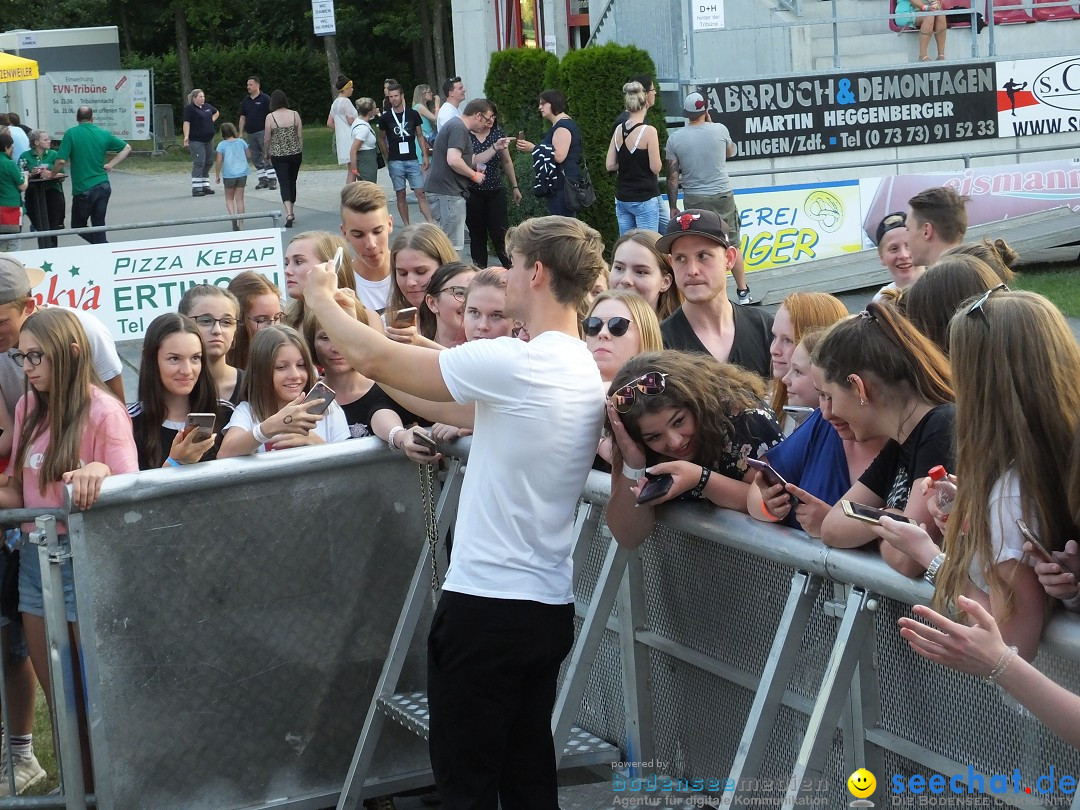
[896,400,920,442]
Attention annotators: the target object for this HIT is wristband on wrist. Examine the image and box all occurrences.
[252,422,270,444]
[621,462,646,481]
[165,457,181,468]
[760,498,783,522]
[690,465,711,498]
[1062,590,1080,610]
[388,425,406,451]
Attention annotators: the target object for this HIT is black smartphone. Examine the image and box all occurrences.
[393,306,418,328]
[303,381,337,415]
[745,458,801,505]
[412,431,438,454]
[1016,519,1055,564]
[636,472,674,505]
[841,500,915,525]
[186,413,216,442]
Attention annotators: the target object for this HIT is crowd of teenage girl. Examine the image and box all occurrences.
[3,213,1080,768]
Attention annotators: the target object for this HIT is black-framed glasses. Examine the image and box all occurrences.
[610,371,667,413]
[10,350,45,367]
[437,286,468,302]
[965,283,1009,328]
[248,312,285,327]
[192,315,238,330]
[582,316,632,338]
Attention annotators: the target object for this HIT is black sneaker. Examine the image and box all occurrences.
[736,287,754,306]
[268,181,277,191]
[255,179,268,189]
[203,187,216,195]
[192,189,205,197]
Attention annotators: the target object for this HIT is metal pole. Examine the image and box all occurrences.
[0,211,285,244]
[832,0,841,69]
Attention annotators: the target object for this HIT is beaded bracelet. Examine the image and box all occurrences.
[690,465,711,498]
[387,425,405,452]
[986,645,1018,684]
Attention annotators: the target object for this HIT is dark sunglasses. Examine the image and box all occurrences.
[610,371,667,413]
[965,283,1009,328]
[582,316,631,337]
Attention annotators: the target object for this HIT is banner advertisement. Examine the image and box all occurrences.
[860,158,1080,243]
[43,70,152,140]
[737,179,864,272]
[701,63,999,159]
[13,229,284,342]
[995,55,1080,138]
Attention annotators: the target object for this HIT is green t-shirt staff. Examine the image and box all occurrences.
[18,147,63,193]
[53,117,131,196]
[0,144,27,209]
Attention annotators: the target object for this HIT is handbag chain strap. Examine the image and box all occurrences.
[420,461,441,592]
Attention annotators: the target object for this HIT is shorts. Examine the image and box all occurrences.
[388,159,425,193]
[19,535,77,624]
[684,190,741,244]
[223,176,248,189]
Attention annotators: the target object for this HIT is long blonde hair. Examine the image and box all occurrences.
[586,289,663,353]
[15,309,109,494]
[935,291,1080,619]
[284,231,363,330]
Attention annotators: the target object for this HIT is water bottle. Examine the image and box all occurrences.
[928,465,956,519]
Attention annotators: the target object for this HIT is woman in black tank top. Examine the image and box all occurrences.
[606,81,662,235]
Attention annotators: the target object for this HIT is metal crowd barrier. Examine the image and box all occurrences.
[0,211,284,245]
[3,439,1080,808]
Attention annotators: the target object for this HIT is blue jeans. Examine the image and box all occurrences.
[616,197,660,235]
[71,181,111,244]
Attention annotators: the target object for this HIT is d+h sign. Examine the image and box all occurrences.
[692,0,726,29]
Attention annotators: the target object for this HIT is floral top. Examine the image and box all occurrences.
[469,125,507,193]
[679,407,783,501]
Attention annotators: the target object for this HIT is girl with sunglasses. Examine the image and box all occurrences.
[873,290,1079,659]
[0,309,138,765]
[219,324,349,456]
[226,271,284,369]
[584,290,663,385]
[605,350,783,548]
[128,313,232,470]
[814,301,954,575]
[179,283,244,404]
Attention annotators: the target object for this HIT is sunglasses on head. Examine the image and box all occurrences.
[610,371,667,413]
[582,316,631,337]
[965,283,1009,328]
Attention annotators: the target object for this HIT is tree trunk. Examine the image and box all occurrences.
[324,35,341,99]
[174,4,193,103]
[432,0,447,86]
[418,0,436,87]
[118,3,134,54]
[442,0,455,78]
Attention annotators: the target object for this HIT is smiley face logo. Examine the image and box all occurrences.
[848,768,876,798]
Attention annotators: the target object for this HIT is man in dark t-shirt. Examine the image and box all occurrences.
[377,82,433,226]
[656,209,773,377]
[238,76,276,190]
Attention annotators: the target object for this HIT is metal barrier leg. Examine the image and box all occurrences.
[552,532,630,766]
[32,516,87,810]
[617,548,656,777]
[843,630,885,783]
[784,586,878,804]
[725,571,823,801]
[570,502,603,581]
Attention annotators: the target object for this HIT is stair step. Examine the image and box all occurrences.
[378,692,621,767]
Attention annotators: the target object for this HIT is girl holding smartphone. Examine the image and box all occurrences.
[219,325,349,456]
[384,224,458,345]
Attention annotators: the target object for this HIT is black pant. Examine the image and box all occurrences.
[24,185,65,249]
[465,187,510,267]
[270,153,302,204]
[70,181,111,244]
[427,591,574,809]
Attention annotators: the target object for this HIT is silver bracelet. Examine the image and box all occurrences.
[923,552,946,587]
[252,422,270,444]
[622,462,646,481]
[387,425,405,452]
[985,645,1018,684]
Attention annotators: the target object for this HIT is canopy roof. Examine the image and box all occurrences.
[0,52,39,83]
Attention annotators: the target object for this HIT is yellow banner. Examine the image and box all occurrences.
[0,52,40,82]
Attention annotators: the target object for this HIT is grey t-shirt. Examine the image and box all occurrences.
[665,122,734,195]
[425,117,473,197]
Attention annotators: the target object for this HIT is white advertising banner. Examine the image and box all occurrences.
[13,229,284,342]
[995,55,1080,139]
[43,70,152,140]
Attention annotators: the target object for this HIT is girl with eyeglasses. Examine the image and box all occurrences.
[872,290,1079,659]
[219,324,349,457]
[226,271,284,369]
[128,313,233,470]
[814,301,955,575]
[0,308,138,764]
[422,262,477,349]
[179,283,244,404]
[604,350,783,548]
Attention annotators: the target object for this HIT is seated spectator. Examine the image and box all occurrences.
[767,292,849,434]
[605,349,784,548]
[226,271,284,369]
[874,290,1080,659]
[656,210,773,377]
[748,328,889,536]
[128,313,232,470]
[384,223,458,346]
[895,0,946,61]
[219,325,349,456]
[423,262,477,348]
[179,283,244,404]
[815,301,954,575]
[282,231,381,333]
[609,230,682,321]
[942,237,1017,284]
[901,254,999,355]
[463,268,513,341]
[871,212,924,302]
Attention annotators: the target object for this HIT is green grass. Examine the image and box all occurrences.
[123,127,342,174]
[19,685,59,796]
[1013,261,1080,318]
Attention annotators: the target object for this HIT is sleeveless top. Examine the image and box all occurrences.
[615,121,657,202]
[543,118,583,183]
[269,111,302,157]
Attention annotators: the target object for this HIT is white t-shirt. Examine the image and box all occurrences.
[0,305,124,418]
[354,272,393,314]
[224,399,350,452]
[349,118,377,152]
[438,331,606,604]
[969,469,1034,593]
[436,102,461,131]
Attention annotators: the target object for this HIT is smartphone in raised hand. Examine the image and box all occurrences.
[1016,518,1055,564]
[393,306,418,328]
[303,381,337,415]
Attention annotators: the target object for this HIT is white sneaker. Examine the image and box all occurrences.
[0,753,47,795]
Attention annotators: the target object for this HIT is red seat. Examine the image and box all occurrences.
[1032,0,1080,20]
[989,0,1034,23]
[944,0,973,28]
